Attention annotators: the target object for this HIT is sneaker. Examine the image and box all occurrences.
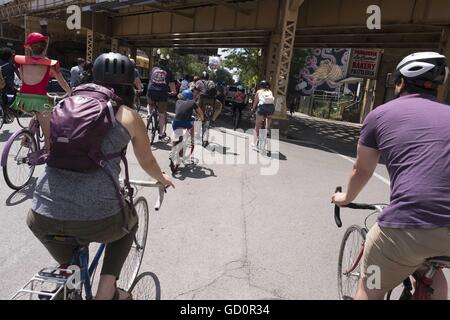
[159,133,167,141]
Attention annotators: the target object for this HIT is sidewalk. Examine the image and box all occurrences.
[285,112,361,158]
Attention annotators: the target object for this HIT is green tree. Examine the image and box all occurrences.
[152,48,208,79]
[222,48,262,88]
[211,68,234,85]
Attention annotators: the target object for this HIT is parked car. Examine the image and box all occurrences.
[47,68,71,93]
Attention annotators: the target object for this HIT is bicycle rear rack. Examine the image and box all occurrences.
[11,266,79,300]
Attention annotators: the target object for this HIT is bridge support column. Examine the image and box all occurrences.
[86,29,93,61]
[265,0,304,136]
[438,28,450,103]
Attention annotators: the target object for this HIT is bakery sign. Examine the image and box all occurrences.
[347,49,383,79]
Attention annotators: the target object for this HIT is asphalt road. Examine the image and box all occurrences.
[0,110,447,300]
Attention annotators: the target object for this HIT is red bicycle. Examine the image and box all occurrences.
[334,186,450,300]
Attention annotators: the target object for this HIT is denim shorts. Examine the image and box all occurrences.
[257,104,275,117]
[172,119,194,131]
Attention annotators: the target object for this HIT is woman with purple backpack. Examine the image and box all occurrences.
[27,53,174,300]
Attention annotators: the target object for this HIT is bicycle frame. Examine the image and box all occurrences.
[0,116,41,168]
[11,180,165,300]
[334,188,450,300]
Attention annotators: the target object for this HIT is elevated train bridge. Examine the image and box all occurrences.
[1,0,449,127]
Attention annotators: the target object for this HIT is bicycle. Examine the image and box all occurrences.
[0,93,32,130]
[11,179,166,300]
[1,93,66,190]
[146,102,167,145]
[201,104,214,148]
[169,119,196,174]
[252,113,271,156]
[334,186,450,300]
[134,89,143,113]
[232,103,245,131]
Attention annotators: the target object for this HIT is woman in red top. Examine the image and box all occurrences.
[11,32,71,150]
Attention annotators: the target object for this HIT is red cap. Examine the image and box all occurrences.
[24,32,49,48]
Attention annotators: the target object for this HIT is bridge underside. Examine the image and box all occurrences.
[1,0,449,124]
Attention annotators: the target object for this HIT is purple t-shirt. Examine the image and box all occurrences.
[359,94,450,229]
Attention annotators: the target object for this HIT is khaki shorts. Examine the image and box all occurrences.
[148,99,168,114]
[362,223,450,291]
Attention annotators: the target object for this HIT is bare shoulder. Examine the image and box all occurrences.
[116,105,140,137]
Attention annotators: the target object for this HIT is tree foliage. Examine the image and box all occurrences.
[153,48,207,80]
[221,48,310,89]
[221,48,262,88]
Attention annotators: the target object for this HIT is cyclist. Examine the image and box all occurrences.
[232,85,247,125]
[171,89,204,148]
[146,56,177,141]
[70,57,85,88]
[78,61,93,85]
[332,52,450,300]
[10,32,71,150]
[27,52,174,300]
[193,72,223,124]
[251,80,275,148]
[0,47,17,117]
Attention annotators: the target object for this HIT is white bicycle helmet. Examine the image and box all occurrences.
[395,52,449,88]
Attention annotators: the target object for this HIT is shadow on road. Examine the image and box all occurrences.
[172,163,217,181]
[0,129,13,143]
[285,115,360,158]
[5,178,37,207]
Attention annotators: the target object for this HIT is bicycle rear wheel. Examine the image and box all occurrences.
[147,113,158,145]
[2,131,37,190]
[128,272,161,300]
[337,225,366,300]
[0,107,4,130]
[233,107,242,131]
[117,197,149,291]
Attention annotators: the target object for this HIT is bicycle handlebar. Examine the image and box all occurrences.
[334,187,343,228]
[47,93,69,104]
[333,186,378,228]
[120,179,167,211]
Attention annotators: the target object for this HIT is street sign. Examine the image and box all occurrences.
[347,49,383,79]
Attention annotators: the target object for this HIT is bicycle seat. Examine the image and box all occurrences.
[426,256,450,268]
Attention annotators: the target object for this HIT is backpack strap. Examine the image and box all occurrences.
[100,148,134,234]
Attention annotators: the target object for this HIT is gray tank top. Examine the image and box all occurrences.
[32,122,131,221]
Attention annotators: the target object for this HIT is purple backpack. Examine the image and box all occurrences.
[47,84,123,172]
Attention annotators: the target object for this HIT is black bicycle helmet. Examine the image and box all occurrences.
[93,52,135,86]
[394,52,449,89]
[259,80,270,89]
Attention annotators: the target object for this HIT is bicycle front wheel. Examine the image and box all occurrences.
[117,197,149,291]
[2,131,37,190]
[337,225,366,300]
[129,272,161,300]
[16,112,32,129]
[147,113,158,145]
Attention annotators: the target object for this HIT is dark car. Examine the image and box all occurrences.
[47,68,71,93]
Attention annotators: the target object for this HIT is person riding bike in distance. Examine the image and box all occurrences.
[171,89,204,146]
[129,58,143,105]
[332,52,450,300]
[146,56,177,141]
[11,32,71,150]
[251,80,275,148]
[28,52,174,300]
[232,85,247,123]
[193,72,223,124]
